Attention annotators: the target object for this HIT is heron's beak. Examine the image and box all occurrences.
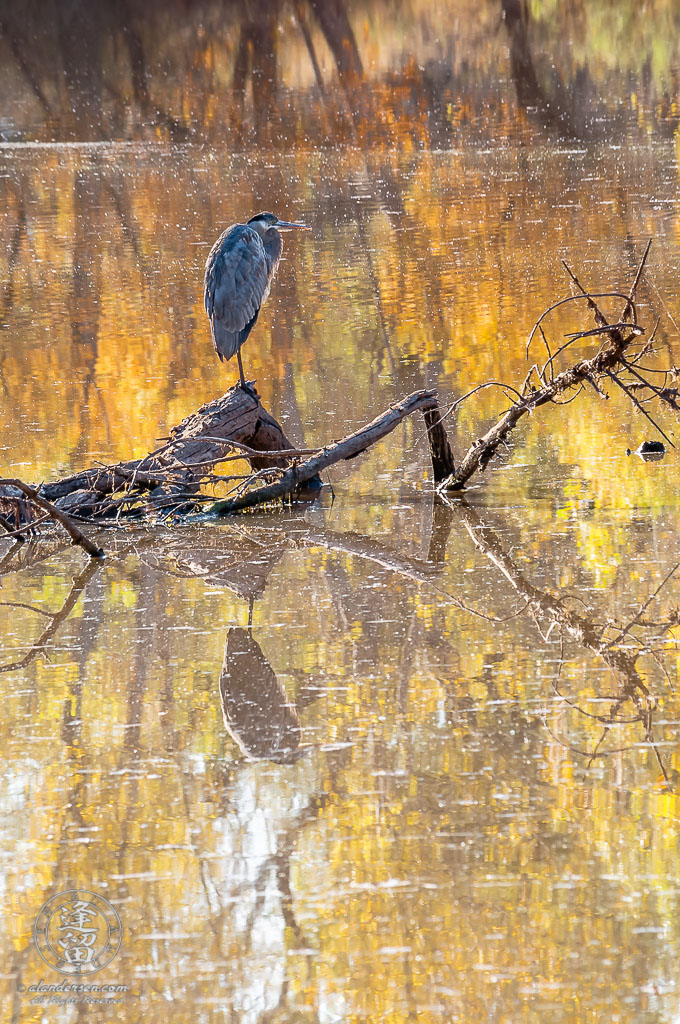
[275,220,310,231]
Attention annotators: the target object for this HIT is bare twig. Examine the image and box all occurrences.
[440,381,525,422]
[565,323,645,341]
[526,292,634,357]
[0,513,51,539]
[561,261,612,329]
[622,237,652,322]
[443,244,671,490]
[161,437,323,461]
[605,371,675,448]
[0,480,104,557]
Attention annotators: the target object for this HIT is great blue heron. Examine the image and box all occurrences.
[204,212,309,390]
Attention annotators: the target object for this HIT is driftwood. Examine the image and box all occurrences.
[0,241,674,556]
[0,383,453,555]
[0,478,104,557]
[39,385,450,519]
[211,388,453,515]
[40,384,307,511]
[0,384,307,554]
[0,384,313,554]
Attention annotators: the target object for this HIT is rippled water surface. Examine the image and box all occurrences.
[3,3,680,1022]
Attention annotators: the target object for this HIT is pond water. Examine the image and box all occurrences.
[3,3,680,1022]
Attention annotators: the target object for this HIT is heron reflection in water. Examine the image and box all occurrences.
[204,212,309,390]
[219,627,302,764]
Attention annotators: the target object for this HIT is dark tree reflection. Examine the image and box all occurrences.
[1,0,673,144]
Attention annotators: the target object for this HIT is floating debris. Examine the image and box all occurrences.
[625,440,666,461]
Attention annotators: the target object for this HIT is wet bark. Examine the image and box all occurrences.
[0,385,311,554]
[37,384,308,513]
[423,406,456,482]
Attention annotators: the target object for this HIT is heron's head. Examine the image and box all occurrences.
[247,212,309,236]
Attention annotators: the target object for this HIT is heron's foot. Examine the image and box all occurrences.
[238,378,258,397]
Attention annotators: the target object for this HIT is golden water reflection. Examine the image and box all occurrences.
[3,143,680,501]
[2,499,680,1022]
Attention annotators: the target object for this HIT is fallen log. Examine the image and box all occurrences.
[0,383,319,554]
[211,388,454,515]
[0,479,104,557]
[36,384,451,518]
[41,383,310,515]
[0,381,454,554]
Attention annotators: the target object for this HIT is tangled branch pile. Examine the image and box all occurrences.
[0,240,675,557]
[439,240,677,489]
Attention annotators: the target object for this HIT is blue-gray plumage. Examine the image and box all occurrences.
[204,211,309,389]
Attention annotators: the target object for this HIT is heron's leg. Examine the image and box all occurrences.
[236,348,247,389]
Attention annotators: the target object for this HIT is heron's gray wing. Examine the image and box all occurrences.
[204,225,272,333]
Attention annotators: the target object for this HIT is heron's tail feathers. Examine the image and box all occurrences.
[211,322,241,362]
[210,310,259,363]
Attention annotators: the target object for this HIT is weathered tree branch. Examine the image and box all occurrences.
[38,384,307,515]
[211,389,451,515]
[0,241,672,534]
[441,240,661,491]
[0,479,104,557]
[0,378,454,540]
